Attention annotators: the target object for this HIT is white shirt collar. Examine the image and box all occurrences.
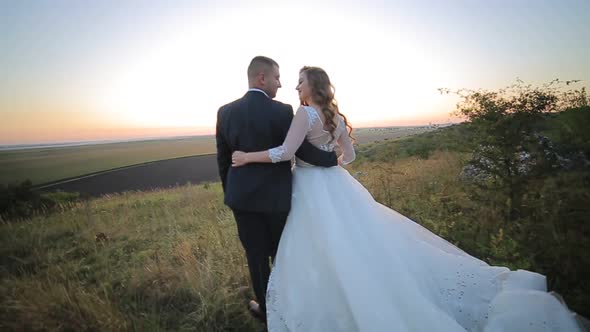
[248,88,270,98]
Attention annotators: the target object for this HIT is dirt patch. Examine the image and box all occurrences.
[37,154,219,197]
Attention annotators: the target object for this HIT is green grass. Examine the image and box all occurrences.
[2,112,587,329]
[1,142,588,329]
[0,136,217,186]
[356,124,475,162]
[0,126,435,186]
[0,183,263,331]
[351,125,438,144]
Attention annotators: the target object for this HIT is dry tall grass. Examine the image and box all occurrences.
[2,149,587,330]
[1,184,263,331]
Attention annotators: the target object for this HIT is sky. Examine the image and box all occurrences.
[1,0,589,145]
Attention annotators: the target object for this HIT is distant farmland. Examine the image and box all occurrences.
[36,154,219,197]
[352,125,439,144]
[0,136,216,185]
[1,126,439,186]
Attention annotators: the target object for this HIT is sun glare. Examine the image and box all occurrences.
[94,3,455,132]
[2,1,588,144]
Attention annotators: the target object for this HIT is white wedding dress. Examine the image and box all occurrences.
[264,106,582,332]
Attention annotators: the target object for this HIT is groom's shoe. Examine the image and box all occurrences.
[248,300,267,324]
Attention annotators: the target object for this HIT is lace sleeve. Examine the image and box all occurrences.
[337,117,355,165]
[268,106,312,163]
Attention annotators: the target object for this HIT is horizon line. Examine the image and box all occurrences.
[0,122,460,149]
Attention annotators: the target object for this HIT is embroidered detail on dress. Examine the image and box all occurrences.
[304,106,320,130]
[267,268,292,331]
[269,146,286,163]
[319,143,335,152]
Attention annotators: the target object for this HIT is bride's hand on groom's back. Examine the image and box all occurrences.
[232,151,249,167]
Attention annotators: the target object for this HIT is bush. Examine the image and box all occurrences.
[0,180,79,221]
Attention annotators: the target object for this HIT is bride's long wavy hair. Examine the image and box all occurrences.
[300,66,354,143]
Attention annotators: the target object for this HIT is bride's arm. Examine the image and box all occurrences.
[232,106,310,166]
[337,118,356,165]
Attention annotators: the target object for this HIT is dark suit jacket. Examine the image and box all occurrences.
[216,91,337,213]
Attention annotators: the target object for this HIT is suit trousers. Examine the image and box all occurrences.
[232,209,289,314]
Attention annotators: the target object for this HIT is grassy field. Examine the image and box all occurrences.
[0,183,263,331]
[0,136,216,186]
[1,153,465,331]
[1,124,588,330]
[0,126,438,186]
[352,125,440,144]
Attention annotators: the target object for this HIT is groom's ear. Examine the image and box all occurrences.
[258,72,266,85]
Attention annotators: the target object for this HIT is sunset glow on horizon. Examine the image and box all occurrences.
[2,0,589,145]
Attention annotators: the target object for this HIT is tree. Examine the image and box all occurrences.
[440,79,588,221]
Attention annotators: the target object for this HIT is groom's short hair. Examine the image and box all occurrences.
[248,56,279,80]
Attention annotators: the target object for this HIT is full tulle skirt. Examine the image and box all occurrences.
[266,166,582,332]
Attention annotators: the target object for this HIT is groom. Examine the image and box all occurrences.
[216,56,337,322]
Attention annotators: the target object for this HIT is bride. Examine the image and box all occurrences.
[230,66,582,331]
